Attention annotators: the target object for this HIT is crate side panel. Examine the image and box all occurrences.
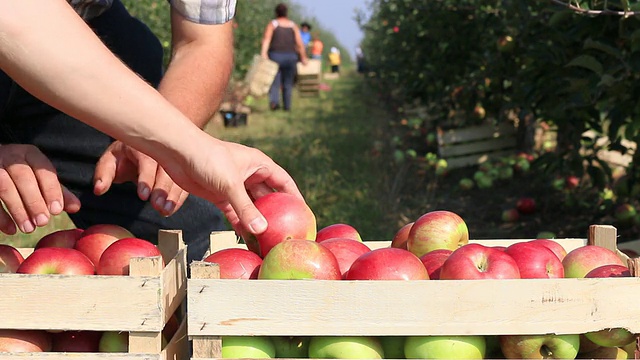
[438,123,515,145]
[188,278,640,337]
[438,137,517,158]
[0,275,162,331]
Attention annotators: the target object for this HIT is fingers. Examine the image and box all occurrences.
[62,186,81,214]
[149,167,188,216]
[93,150,118,196]
[226,185,268,235]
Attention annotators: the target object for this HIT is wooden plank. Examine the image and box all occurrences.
[163,315,189,360]
[129,256,164,354]
[187,277,640,337]
[438,136,516,158]
[190,262,222,359]
[438,122,515,145]
[297,60,322,76]
[444,149,516,169]
[160,247,188,327]
[0,275,162,331]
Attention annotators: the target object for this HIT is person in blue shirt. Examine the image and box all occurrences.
[300,22,312,49]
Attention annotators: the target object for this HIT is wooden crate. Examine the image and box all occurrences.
[188,225,640,359]
[1,230,189,359]
[296,60,322,97]
[437,122,517,169]
[244,55,279,98]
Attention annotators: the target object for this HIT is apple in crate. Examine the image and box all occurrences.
[504,242,564,278]
[345,248,429,280]
[0,244,24,273]
[17,248,95,275]
[97,238,163,276]
[562,245,625,278]
[390,222,413,250]
[222,336,275,358]
[528,238,567,261]
[316,223,362,242]
[203,248,262,279]
[419,249,452,280]
[271,336,311,358]
[241,192,317,258]
[580,346,630,360]
[257,239,341,280]
[35,228,85,249]
[319,238,371,278]
[74,224,135,266]
[583,265,635,347]
[52,331,102,352]
[99,331,128,352]
[308,336,384,359]
[439,244,520,280]
[404,335,486,359]
[0,329,52,352]
[407,210,469,258]
[499,334,580,359]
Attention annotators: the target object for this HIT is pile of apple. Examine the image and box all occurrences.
[204,192,638,359]
[0,224,177,353]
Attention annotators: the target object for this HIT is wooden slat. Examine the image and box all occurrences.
[438,122,516,145]
[190,262,223,359]
[188,277,640,337]
[129,256,164,354]
[163,315,189,360]
[438,136,516,158]
[0,275,162,331]
[443,149,517,169]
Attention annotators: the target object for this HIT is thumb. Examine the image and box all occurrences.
[93,152,117,196]
[62,186,81,214]
[227,186,268,235]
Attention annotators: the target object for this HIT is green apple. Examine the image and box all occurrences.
[499,334,580,359]
[221,336,275,358]
[98,331,128,352]
[405,335,486,359]
[585,328,636,348]
[379,336,406,359]
[270,336,310,358]
[579,345,629,359]
[308,336,384,359]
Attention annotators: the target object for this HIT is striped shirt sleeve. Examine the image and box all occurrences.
[168,0,237,24]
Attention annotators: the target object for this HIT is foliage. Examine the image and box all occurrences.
[358,0,640,203]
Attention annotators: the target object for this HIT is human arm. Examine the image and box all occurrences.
[0,0,303,234]
[94,5,236,215]
[292,24,309,64]
[260,22,274,59]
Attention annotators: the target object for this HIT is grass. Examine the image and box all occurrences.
[207,72,401,241]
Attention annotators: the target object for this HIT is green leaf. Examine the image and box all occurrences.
[566,55,603,76]
[584,39,622,60]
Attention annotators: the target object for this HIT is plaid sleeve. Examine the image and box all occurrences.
[168,0,237,25]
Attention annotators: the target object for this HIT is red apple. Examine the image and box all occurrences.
[585,264,631,278]
[203,248,262,279]
[562,245,625,278]
[0,244,24,273]
[345,248,429,280]
[501,208,519,223]
[319,238,371,278]
[407,210,469,258]
[35,228,85,249]
[516,197,536,214]
[528,238,568,262]
[439,244,521,280]
[257,239,341,280]
[419,249,453,280]
[565,175,580,189]
[0,330,52,352]
[17,248,95,275]
[242,193,317,258]
[74,224,135,266]
[504,242,564,279]
[492,246,507,252]
[390,222,413,250]
[316,223,362,243]
[97,238,163,276]
[51,331,102,352]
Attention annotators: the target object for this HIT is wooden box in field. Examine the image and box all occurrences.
[244,55,279,98]
[1,230,189,359]
[187,225,640,359]
[296,60,322,98]
[437,122,517,169]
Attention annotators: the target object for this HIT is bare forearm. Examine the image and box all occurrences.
[0,1,201,168]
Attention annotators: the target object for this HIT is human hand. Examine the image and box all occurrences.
[93,141,189,216]
[162,136,303,235]
[0,144,81,234]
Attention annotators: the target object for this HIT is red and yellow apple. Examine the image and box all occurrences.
[74,224,135,266]
[316,223,362,243]
[17,248,95,275]
[97,238,163,276]
[407,210,469,258]
[345,248,429,280]
[439,244,520,280]
[319,238,371,278]
[504,242,564,279]
[257,239,341,280]
[203,248,262,279]
[562,245,625,278]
